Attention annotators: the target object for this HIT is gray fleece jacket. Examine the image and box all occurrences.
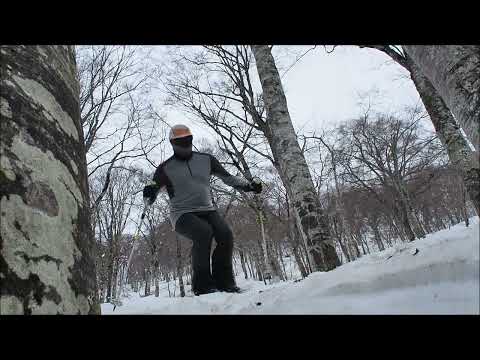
[151,152,251,230]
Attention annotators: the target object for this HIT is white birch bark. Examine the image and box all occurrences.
[1,45,99,314]
[251,45,340,271]
[406,56,480,215]
[403,45,480,152]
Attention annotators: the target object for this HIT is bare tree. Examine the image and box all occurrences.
[270,172,311,277]
[357,45,479,215]
[77,46,165,213]
[338,108,445,241]
[1,45,99,314]
[142,200,168,298]
[93,166,140,302]
[77,46,150,153]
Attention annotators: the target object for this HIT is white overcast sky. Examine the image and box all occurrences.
[149,45,426,152]
[277,45,423,132]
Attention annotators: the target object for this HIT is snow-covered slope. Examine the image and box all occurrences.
[102,217,479,314]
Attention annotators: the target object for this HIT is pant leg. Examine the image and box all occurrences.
[175,212,215,293]
[204,211,236,289]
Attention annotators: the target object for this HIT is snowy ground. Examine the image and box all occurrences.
[102,217,479,314]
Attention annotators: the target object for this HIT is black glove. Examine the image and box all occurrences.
[143,182,159,206]
[249,178,262,194]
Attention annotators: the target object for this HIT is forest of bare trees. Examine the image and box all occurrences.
[95,107,476,300]
[1,44,478,313]
[85,46,478,302]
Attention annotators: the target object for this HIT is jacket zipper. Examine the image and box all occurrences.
[186,160,193,177]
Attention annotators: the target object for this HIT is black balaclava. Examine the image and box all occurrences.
[171,135,193,160]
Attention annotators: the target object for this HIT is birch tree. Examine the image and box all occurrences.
[251,45,340,271]
[402,45,480,152]
[1,45,99,314]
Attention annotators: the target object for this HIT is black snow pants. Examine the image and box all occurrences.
[175,210,236,294]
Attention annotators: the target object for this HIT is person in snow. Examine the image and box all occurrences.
[142,124,262,296]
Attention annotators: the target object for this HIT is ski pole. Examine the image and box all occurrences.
[251,177,272,285]
[113,204,150,311]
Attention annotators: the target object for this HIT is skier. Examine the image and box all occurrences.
[142,124,262,296]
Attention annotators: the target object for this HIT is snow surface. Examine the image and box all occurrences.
[102,217,479,314]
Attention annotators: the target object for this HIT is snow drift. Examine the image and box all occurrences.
[102,217,479,314]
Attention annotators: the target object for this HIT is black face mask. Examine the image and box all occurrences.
[171,136,193,160]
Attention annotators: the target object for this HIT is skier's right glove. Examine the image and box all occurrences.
[249,178,263,194]
[143,181,159,206]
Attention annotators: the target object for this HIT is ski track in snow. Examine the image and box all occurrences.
[102,217,480,315]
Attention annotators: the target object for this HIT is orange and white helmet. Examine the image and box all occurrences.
[169,124,192,141]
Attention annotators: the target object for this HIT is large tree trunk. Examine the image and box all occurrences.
[0,45,99,314]
[388,194,416,242]
[403,45,480,152]
[251,45,340,272]
[397,183,426,239]
[406,55,480,215]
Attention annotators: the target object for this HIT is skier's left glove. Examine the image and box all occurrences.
[143,181,159,206]
[249,178,263,194]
